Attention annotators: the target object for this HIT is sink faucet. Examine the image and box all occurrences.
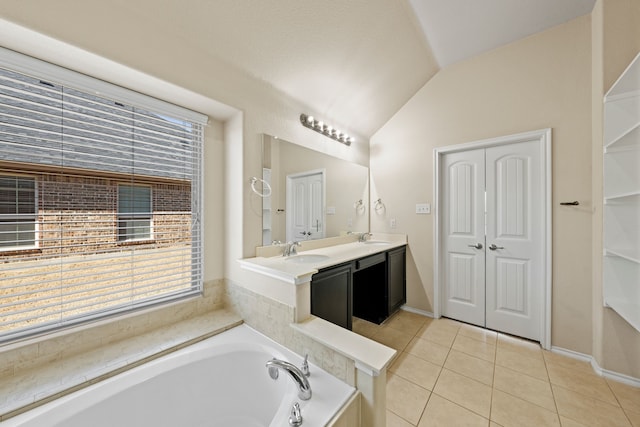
[266,358,312,400]
[283,241,301,257]
[358,232,372,242]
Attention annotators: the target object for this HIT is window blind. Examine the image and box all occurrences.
[0,57,204,342]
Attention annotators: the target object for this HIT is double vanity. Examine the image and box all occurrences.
[239,233,407,331]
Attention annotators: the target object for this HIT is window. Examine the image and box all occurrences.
[0,48,207,342]
[118,184,152,242]
[0,176,36,250]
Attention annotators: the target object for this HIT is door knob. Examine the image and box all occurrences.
[468,243,483,249]
[489,244,504,250]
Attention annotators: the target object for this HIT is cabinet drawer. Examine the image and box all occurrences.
[356,253,386,270]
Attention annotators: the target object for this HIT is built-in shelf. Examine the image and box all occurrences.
[605,123,640,152]
[604,192,640,202]
[604,249,640,265]
[603,51,640,333]
[262,167,272,246]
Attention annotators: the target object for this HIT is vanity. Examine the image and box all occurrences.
[239,234,407,331]
[312,245,406,330]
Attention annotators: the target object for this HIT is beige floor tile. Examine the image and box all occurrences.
[625,410,640,427]
[418,394,489,427]
[607,379,640,414]
[546,363,618,405]
[417,323,457,348]
[496,334,543,360]
[436,317,464,330]
[452,334,496,363]
[383,319,426,337]
[491,389,561,427]
[458,323,498,345]
[433,368,492,418]
[384,310,430,335]
[387,409,415,427]
[495,346,548,381]
[493,365,556,411]
[352,317,381,338]
[372,327,414,352]
[389,352,442,391]
[405,337,450,366]
[559,417,588,427]
[542,350,594,375]
[444,349,494,386]
[552,384,632,427]
[387,374,431,425]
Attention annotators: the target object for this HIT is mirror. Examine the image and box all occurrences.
[262,134,369,245]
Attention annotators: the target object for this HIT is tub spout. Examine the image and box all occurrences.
[266,358,312,400]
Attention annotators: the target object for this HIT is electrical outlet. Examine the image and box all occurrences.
[390,218,397,229]
[416,203,431,214]
[347,217,352,227]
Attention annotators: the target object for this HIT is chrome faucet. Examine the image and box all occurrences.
[282,241,301,257]
[358,232,372,242]
[266,358,312,400]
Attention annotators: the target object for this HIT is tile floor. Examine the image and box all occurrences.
[352,311,640,427]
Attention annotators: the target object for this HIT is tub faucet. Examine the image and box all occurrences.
[283,241,301,257]
[266,358,312,400]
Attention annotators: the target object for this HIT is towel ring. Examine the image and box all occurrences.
[250,177,272,198]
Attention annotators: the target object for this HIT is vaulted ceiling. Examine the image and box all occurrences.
[1,0,596,138]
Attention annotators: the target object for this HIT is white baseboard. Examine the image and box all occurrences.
[551,346,640,388]
[400,305,434,318]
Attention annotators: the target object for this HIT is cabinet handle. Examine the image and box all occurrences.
[489,244,504,250]
[468,243,483,249]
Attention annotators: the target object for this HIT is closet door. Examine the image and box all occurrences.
[442,149,486,327]
[485,140,543,341]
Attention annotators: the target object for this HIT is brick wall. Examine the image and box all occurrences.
[1,171,191,260]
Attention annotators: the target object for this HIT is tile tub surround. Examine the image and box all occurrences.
[354,311,640,427]
[225,280,396,427]
[0,279,236,420]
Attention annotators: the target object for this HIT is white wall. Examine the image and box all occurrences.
[371,16,594,354]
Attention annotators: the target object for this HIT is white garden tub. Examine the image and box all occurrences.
[3,324,355,427]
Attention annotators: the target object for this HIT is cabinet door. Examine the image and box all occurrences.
[387,246,406,315]
[311,263,352,329]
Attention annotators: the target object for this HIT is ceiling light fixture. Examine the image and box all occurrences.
[300,114,354,146]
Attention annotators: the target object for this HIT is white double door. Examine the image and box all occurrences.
[442,140,544,341]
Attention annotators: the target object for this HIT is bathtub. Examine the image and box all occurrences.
[3,324,355,427]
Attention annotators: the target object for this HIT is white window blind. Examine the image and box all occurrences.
[0,54,205,342]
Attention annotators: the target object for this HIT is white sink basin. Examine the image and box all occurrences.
[285,254,331,264]
[362,240,390,245]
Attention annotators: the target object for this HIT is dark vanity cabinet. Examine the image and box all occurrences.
[310,262,353,330]
[387,246,407,315]
[310,245,406,330]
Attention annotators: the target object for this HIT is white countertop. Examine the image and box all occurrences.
[238,234,407,285]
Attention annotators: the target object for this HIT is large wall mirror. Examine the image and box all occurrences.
[262,134,369,245]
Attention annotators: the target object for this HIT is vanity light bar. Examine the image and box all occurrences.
[300,114,354,146]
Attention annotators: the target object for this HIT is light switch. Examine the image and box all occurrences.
[416,203,431,214]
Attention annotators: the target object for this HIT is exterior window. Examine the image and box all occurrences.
[0,176,36,250]
[118,184,152,242]
[0,49,206,343]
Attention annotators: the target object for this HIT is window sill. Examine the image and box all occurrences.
[0,308,242,421]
